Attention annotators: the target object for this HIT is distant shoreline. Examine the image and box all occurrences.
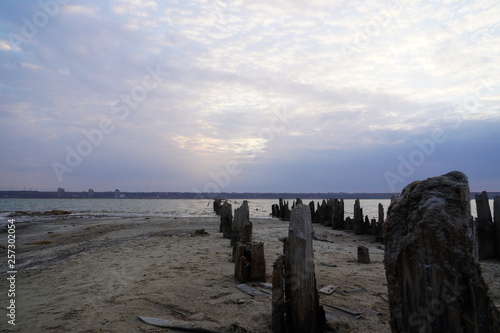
[1,190,499,200]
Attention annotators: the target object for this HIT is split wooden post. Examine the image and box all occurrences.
[283,204,326,333]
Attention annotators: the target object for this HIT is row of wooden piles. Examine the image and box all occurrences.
[214,199,327,332]
[214,182,500,333]
[214,199,266,283]
[272,198,384,241]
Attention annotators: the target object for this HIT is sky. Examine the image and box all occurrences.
[0,0,499,193]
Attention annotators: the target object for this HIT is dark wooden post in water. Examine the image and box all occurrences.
[495,196,500,260]
[213,199,222,215]
[476,191,495,260]
[332,199,344,229]
[384,171,500,333]
[273,204,326,333]
[353,199,363,235]
[309,201,316,223]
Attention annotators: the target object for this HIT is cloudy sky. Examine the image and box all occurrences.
[1,0,499,193]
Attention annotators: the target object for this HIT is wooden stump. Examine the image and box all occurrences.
[283,204,326,333]
[250,242,266,282]
[357,245,370,264]
[272,256,285,333]
[384,171,500,333]
[234,243,251,283]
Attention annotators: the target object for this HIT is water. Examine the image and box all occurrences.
[0,198,493,221]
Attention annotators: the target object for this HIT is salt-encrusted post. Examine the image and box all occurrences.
[495,196,500,260]
[476,191,495,259]
[283,204,326,333]
[384,171,500,333]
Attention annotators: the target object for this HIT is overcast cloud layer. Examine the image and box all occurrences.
[1,0,499,193]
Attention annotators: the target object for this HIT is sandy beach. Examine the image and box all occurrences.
[1,214,499,332]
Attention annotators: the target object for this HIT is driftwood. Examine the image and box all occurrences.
[235,283,268,297]
[138,316,223,333]
[384,171,500,332]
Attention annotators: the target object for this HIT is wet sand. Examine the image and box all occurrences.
[1,215,498,332]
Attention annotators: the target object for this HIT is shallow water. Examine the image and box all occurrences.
[0,197,491,221]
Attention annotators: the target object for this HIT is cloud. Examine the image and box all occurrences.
[0,0,499,192]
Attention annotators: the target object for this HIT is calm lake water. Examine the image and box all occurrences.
[0,198,492,221]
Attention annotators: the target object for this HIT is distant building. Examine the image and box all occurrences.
[57,188,65,198]
[88,189,94,198]
[114,189,120,198]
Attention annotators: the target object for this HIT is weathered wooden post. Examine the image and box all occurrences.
[279,198,284,219]
[476,191,495,259]
[332,198,344,229]
[234,243,251,282]
[362,215,371,234]
[376,203,385,241]
[283,204,326,333]
[384,171,500,333]
[353,199,363,235]
[316,200,327,225]
[309,201,316,223]
[250,242,266,282]
[283,200,291,221]
[213,199,222,215]
[231,200,252,249]
[220,201,232,239]
[272,256,285,333]
[495,196,500,260]
[231,201,265,282]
